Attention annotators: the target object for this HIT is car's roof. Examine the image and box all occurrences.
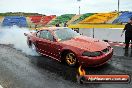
[38,27,68,31]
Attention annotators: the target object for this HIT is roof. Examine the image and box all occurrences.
[37,27,68,31]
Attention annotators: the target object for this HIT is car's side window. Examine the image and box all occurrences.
[39,30,54,41]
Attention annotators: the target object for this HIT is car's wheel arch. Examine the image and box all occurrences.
[60,49,77,61]
[60,49,80,67]
[27,38,36,48]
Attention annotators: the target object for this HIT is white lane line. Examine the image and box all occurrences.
[0,85,3,88]
[119,43,124,44]
[115,45,120,46]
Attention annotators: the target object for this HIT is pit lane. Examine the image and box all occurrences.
[0,44,132,88]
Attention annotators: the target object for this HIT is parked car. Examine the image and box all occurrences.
[24,27,113,67]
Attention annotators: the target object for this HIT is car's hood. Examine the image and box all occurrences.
[61,36,109,52]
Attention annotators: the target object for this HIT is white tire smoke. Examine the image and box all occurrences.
[0,26,39,56]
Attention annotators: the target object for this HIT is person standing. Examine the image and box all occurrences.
[121,17,132,49]
[64,22,68,27]
[55,23,60,27]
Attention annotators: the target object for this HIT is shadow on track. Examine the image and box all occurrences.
[27,55,115,82]
[28,55,78,82]
[124,49,132,57]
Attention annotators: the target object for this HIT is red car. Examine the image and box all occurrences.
[24,27,113,67]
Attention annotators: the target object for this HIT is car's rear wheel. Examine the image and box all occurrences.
[30,43,41,55]
[65,52,77,67]
[31,43,37,51]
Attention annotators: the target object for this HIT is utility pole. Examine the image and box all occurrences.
[118,0,120,16]
[79,6,80,15]
[77,0,81,15]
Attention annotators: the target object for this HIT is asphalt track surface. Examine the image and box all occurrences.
[0,44,132,88]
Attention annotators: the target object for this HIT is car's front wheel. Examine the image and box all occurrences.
[65,52,77,67]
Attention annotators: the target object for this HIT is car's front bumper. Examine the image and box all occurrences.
[78,48,113,67]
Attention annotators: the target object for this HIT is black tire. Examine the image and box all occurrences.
[30,43,41,55]
[31,43,37,51]
[65,52,77,67]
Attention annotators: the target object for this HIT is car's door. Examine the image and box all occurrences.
[36,30,61,60]
[35,30,52,55]
[47,38,62,60]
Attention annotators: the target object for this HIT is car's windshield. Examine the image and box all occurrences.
[54,28,80,41]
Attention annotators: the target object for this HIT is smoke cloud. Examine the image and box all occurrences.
[0,26,39,56]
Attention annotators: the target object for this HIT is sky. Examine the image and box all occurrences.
[0,0,132,15]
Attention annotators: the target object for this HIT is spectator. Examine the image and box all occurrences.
[64,22,68,27]
[35,24,37,29]
[121,17,132,49]
[55,23,60,27]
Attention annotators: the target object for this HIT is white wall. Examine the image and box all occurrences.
[79,28,125,42]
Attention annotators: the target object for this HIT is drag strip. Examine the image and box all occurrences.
[0,44,132,88]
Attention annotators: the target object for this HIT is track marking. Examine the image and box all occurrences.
[0,85,3,88]
[115,45,120,46]
[108,41,113,43]
[119,43,124,44]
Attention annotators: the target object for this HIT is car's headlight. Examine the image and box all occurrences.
[82,51,102,57]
